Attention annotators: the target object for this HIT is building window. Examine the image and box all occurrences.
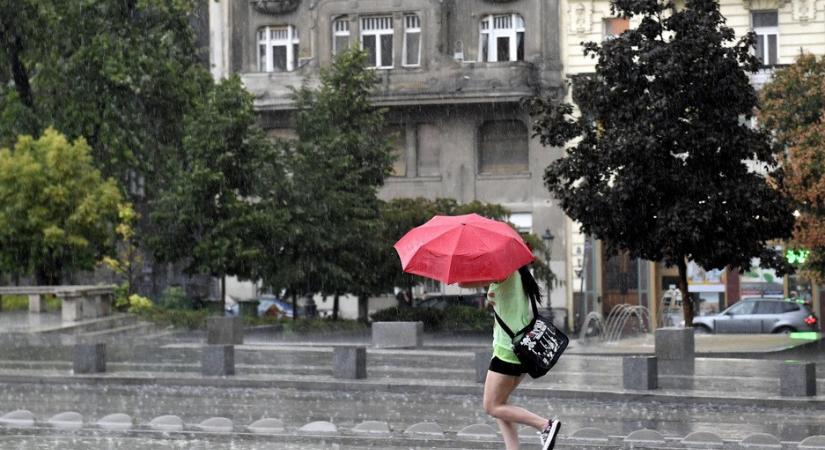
[388,126,406,176]
[332,17,350,56]
[403,14,421,67]
[257,25,299,72]
[752,11,778,66]
[478,120,529,174]
[479,14,524,63]
[416,124,440,176]
[603,17,629,40]
[361,16,394,68]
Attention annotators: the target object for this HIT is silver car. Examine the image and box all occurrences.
[692,298,818,334]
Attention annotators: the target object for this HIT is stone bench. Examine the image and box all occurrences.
[371,321,423,349]
[0,285,116,322]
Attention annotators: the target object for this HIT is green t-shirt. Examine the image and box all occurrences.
[488,271,532,365]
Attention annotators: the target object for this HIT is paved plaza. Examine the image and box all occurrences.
[0,313,824,449]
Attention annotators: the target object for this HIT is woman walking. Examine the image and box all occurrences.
[461,265,561,450]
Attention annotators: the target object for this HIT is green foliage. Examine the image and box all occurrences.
[244,316,370,334]
[157,286,192,310]
[266,49,393,317]
[370,306,492,332]
[525,0,794,324]
[0,129,124,284]
[150,76,289,302]
[113,283,130,311]
[0,0,211,195]
[126,294,154,314]
[760,54,825,282]
[0,294,59,311]
[100,203,141,294]
[136,307,213,330]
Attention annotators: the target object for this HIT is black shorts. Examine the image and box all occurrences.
[488,356,527,377]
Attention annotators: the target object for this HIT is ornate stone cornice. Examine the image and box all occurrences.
[741,0,790,11]
[251,0,301,15]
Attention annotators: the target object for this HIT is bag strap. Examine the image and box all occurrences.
[493,295,541,339]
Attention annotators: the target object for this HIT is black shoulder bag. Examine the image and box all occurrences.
[493,297,569,379]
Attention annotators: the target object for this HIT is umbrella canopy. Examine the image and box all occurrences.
[393,213,534,284]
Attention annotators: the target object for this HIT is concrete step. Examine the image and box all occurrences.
[78,322,161,340]
[36,314,138,335]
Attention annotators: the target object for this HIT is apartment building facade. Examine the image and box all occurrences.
[208,0,571,314]
[560,0,825,326]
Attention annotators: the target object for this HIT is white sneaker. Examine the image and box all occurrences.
[538,419,561,450]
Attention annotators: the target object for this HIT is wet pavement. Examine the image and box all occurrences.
[1,314,824,448]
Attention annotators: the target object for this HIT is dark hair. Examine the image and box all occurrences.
[518,265,542,305]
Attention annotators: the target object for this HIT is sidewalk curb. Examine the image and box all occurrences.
[0,372,822,409]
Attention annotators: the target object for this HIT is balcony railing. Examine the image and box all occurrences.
[750,64,789,90]
[240,61,543,110]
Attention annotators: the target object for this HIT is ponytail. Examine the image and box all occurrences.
[518,265,542,305]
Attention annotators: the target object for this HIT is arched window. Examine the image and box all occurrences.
[478,120,528,174]
[479,14,524,62]
[257,25,299,72]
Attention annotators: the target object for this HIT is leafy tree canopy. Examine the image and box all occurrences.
[265,49,393,317]
[525,0,794,323]
[0,128,123,284]
[0,0,210,196]
[149,76,289,304]
[760,54,825,281]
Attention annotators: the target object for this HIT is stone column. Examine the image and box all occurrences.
[28,294,46,313]
[623,356,658,390]
[207,316,244,345]
[332,346,367,379]
[60,291,84,322]
[654,327,694,375]
[73,343,106,374]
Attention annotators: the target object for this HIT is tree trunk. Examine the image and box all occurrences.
[332,293,340,321]
[358,295,368,323]
[406,285,414,308]
[1,25,34,108]
[676,257,694,328]
[220,275,226,314]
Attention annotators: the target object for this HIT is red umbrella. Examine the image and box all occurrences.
[393,213,535,284]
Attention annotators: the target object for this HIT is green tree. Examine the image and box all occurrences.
[269,49,393,320]
[760,54,825,282]
[150,76,289,311]
[0,0,210,197]
[0,129,123,284]
[525,0,794,325]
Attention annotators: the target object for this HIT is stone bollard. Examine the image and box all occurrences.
[655,327,694,375]
[475,349,493,383]
[371,322,423,348]
[332,346,367,379]
[207,316,244,345]
[780,361,816,397]
[73,343,106,374]
[622,356,658,390]
[202,345,235,376]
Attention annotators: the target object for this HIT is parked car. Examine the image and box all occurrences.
[692,298,818,334]
[257,295,296,319]
[416,293,486,310]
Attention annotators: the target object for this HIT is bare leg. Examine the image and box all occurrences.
[483,371,549,450]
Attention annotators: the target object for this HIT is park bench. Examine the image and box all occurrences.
[0,285,116,322]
